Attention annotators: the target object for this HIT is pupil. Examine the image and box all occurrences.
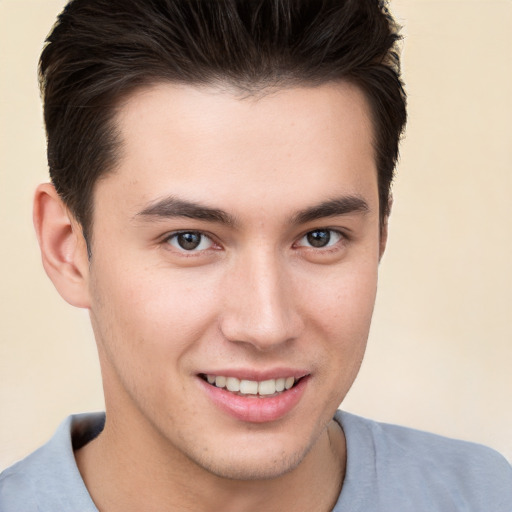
[178,232,201,250]
[307,230,330,248]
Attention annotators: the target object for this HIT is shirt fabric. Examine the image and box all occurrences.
[1,410,511,511]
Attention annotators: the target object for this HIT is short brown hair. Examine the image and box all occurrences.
[39,0,407,244]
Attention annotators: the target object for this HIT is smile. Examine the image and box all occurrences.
[198,372,310,422]
[201,374,297,397]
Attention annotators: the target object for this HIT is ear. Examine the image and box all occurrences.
[379,195,393,261]
[33,183,91,308]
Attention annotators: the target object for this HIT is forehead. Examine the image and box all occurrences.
[98,81,377,222]
[115,81,374,160]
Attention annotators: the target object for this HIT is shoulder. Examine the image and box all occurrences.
[340,410,511,471]
[0,413,104,512]
[335,410,512,511]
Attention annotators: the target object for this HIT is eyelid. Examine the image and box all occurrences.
[294,228,347,249]
[160,227,348,253]
[163,230,219,252]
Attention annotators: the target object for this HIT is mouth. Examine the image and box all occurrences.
[198,371,310,423]
[199,374,303,398]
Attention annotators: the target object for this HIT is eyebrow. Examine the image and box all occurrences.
[135,194,369,227]
[135,196,237,227]
[291,196,370,225]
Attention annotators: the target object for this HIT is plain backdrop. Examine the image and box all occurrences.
[1,0,511,470]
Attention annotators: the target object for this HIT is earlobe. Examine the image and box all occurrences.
[33,183,91,308]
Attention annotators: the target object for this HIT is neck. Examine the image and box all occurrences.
[75,412,346,512]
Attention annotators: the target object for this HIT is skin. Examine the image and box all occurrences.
[34,81,386,511]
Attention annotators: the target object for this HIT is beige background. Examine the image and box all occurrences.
[1,0,511,470]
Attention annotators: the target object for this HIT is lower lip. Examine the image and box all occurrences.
[198,376,309,423]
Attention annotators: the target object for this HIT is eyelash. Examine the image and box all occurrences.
[163,228,347,254]
[164,231,218,253]
[294,228,345,251]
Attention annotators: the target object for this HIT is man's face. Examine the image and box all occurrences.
[86,82,382,479]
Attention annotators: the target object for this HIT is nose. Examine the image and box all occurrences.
[219,249,304,351]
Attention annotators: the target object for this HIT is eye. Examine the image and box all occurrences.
[296,229,343,249]
[166,231,214,251]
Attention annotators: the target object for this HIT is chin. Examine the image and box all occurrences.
[199,450,306,481]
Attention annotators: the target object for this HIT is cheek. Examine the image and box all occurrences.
[296,259,378,388]
[89,258,222,369]
[301,261,378,335]
[88,263,224,421]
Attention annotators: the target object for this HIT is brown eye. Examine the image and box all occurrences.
[307,230,331,247]
[167,231,213,251]
[297,229,342,249]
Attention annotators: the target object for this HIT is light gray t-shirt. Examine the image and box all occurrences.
[1,410,511,511]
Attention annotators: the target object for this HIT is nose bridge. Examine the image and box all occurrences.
[220,245,302,349]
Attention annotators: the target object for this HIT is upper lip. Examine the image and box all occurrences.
[197,368,310,381]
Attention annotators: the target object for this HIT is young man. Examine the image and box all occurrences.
[1,0,511,510]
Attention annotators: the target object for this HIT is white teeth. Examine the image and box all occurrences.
[285,376,295,390]
[215,376,226,388]
[226,377,240,392]
[206,375,297,395]
[239,380,258,394]
[258,379,277,395]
